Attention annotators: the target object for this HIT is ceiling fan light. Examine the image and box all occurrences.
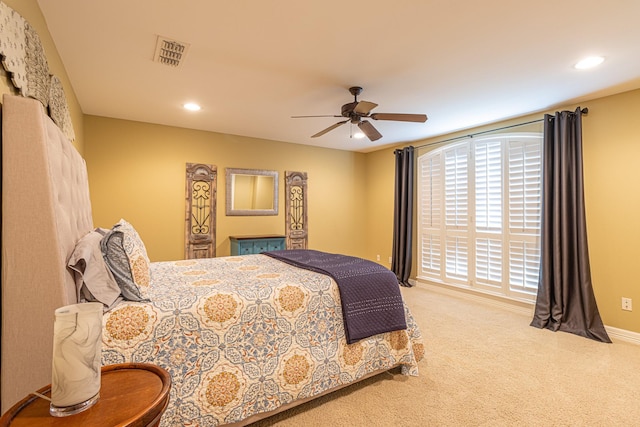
[353,132,365,139]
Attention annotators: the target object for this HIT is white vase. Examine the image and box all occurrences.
[49,302,103,417]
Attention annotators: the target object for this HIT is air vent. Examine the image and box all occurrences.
[153,36,190,67]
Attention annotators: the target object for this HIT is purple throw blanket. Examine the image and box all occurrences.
[263,249,407,344]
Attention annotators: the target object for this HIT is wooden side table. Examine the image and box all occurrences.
[0,363,171,427]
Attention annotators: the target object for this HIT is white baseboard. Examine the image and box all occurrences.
[413,279,639,346]
[605,326,640,345]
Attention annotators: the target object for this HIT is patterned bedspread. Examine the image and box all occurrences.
[101,254,424,426]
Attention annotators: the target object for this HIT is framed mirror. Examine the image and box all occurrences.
[226,168,279,216]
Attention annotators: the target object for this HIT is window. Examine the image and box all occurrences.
[417,133,542,301]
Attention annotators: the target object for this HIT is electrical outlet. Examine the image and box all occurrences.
[622,297,633,311]
[376,254,380,261]
[389,256,392,263]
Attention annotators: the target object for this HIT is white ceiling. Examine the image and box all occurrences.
[37,0,640,153]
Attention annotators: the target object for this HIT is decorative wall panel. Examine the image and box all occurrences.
[185,163,217,259]
[0,1,27,94]
[0,2,75,141]
[285,171,308,249]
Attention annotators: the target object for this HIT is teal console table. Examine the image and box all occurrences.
[229,234,286,255]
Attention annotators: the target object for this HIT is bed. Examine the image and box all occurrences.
[1,94,424,425]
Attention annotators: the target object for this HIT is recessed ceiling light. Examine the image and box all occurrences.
[574,56,605,70]
[183,102,201,111]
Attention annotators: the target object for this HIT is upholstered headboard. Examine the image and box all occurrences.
[1,94,93,411]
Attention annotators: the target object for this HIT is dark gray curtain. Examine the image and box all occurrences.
[530,108,610,343]
[392,146,414,287]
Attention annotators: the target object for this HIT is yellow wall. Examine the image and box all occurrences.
[581,89,640,334]
[0,0,84,153]
[364,145,396,267]
[367,89,640,334]
[84,115,368,261]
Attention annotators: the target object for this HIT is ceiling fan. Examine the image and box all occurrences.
[292,86,428,142]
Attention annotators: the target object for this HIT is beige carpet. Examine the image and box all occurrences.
[250,285,640,426]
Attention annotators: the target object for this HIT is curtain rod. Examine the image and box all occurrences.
[413,107,588,151]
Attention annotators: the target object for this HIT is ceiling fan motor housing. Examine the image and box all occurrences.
[341,102,359,120]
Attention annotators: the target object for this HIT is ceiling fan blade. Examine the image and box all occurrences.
[353,101,378,115]
[311,120,348,138]
[370,113,428,122]
[292,115,342,118]
[358,120,382,141]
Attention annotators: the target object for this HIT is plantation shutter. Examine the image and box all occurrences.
[475,139,502,284]
[444,145,468,281]
[508,139,542,291]
[418,155,441,277]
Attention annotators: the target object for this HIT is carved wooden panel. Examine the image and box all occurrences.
[185,163,217,259]
[285,171,308,249]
